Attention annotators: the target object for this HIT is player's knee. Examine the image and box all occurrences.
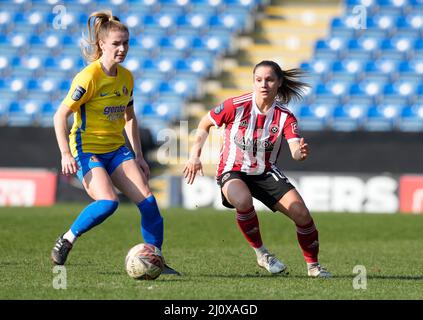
[231,195,253,212]
[291,203,311,225]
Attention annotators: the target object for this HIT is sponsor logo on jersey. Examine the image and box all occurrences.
[71,85,86,101]
[103,105,126,121]
[233,132,274,152]
[214,103,224,115]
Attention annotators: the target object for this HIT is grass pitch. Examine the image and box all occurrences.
[0,204,422,300]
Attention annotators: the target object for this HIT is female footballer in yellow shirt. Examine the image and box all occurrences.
[50,11,179,275]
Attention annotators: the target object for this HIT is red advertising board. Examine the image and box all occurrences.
[0,169,57,206]
[399,175,423,214]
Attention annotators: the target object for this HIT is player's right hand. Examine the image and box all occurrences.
[183,158,203,185]
[61,153,79,176]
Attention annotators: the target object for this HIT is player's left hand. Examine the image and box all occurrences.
[299,137,309,160]
[183,157,204,185]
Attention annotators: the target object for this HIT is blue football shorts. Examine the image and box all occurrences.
[75,145,135,182]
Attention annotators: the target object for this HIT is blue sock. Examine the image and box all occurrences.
[137,195,163,250]
[70,200,119,237]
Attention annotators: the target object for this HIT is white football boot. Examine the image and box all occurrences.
[307,263,332,278]
[257,253,288,274]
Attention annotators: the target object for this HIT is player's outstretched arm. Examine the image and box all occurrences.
[53,103,79,176]
[183,114,214,184]
[288,137,309,161]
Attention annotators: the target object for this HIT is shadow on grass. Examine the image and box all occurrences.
[196,274,423,281]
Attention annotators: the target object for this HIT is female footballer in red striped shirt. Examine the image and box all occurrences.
[184,60,331,278]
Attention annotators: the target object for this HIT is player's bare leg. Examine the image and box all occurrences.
[51,167,119,265]
[274,189,331,278]
[111,159,180,275]
[223,179,287,274]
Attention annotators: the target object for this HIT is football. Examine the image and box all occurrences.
[125,243,165,280]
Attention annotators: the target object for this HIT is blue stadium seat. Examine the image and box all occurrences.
[142,12,178,31]
[209,11,250,33]
[39,101,59,127]
[379,37,414,60]
[7,100,40,126]
[159,34,193,53]
[143,56,179,75]
[413,39,423,59]
[331,103,367,131]
[364,59,398,82]
[398,59,423,82]
[315,81,351,105]
[384,80,418,101]
[301,59,333,75]
[297,103,332,130]
[314,38,345,60]
[138,99,183,122]
[398,104,423,131]
[331,59,363,82]
[330,17,356,38]
[175,56,213,77]
[363,15,396,38]
[375,1,408,16]
[396,14,423,38]
[225,0,259,11]
[345,37,380,60]
[192,33,230,55]
[350,80,386,104]
[176,12,211,31]
[137,78,161,99]
[363,104,403,131]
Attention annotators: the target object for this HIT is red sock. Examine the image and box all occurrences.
[236,207,263,249]
[296,219,319,264]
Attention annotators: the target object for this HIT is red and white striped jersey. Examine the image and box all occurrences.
[208,92,301,177]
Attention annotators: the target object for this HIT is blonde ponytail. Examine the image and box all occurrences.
[81,11,129,63]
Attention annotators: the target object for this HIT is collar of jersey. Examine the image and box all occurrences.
[252,92,276,115]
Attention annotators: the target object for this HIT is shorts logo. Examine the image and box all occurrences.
[90,156,99,162]
[221,172,231,183]
[214,103,224,115]
[270,124,279,134]
[291,122,299,135]
[122,85,128,96]
[71,85,86,101]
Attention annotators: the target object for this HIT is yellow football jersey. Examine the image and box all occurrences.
[62,59,134,156]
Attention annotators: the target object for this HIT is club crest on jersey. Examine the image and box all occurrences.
[71,85,86,101]
[214,103,224,115]
[291,122,299,135]
[270,124,279,134]
[122,85,128,96]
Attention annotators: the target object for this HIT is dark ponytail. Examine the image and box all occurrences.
[253,60,310,104]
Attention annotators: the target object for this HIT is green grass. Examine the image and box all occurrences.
[0,204,422,300]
